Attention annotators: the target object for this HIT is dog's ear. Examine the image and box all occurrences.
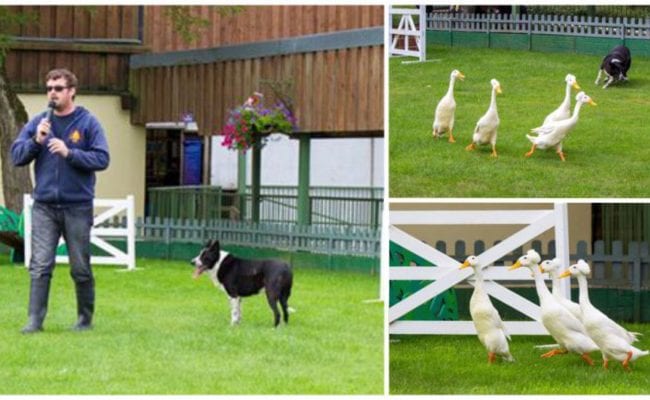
[209,240,220,252]
[205,239,213,248]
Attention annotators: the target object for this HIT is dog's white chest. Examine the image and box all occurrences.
[209,270,227,294]
[208,251,229,294]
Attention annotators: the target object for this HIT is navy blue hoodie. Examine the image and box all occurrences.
[11,106,110,205]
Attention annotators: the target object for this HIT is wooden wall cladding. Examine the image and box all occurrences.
[4,5,140,39]
[144,5,384,52]
[5,50,134,92]
[4,5,142,92]
[130,46,384,136]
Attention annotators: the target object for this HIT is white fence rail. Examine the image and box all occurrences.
[390,6,427,61]
[23,195,136,270]
[389,203,570,336]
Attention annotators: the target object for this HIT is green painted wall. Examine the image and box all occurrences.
[453,31,488,48]
[452,287,650,323]
[490,33,530,51]
[531,34,576,54]
[427,31,650,57]
[106,239,379,275]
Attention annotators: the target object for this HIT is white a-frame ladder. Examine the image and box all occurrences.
[389,5,427,62]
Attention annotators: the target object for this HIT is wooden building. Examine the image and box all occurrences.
[3,5,385,217]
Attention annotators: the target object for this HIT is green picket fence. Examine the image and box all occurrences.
[136,217,381,258]
[147,185,383,228]
[390,238,650,323]
[427,13,650,56]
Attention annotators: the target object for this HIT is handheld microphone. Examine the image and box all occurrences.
[38,101,56,141]
[45,101,56,121]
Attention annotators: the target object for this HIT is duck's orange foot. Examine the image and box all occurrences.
[525,144,536,158]
[541,348,567,358]
[622,351,633,372]
[581,353,594,366]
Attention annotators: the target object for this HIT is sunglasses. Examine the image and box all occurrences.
[46,85,69,93]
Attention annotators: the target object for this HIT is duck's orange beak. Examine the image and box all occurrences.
[558,270,572,279]
[508,260,522,271]
[459,260,471,270]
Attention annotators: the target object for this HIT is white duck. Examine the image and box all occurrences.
[540,258,582,322]
[542,74,581,126]
[560,260,648,370]
[525,91,597,161]
[466,79,501,157]
[433,69,465,143]
[510,250,599,365]
[460,255,514,364]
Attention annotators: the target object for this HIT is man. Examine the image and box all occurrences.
[11,68,110,334]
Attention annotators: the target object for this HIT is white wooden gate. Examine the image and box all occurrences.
[24,195,136,270]
[389,203,570,335]
[389,5,427,61]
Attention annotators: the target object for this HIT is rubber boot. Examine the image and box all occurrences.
[72,280,94,331]
[21,277,51,334]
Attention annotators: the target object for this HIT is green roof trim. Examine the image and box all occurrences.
[130,27,383,69]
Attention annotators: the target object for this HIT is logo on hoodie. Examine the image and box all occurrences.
[69,130,82,144]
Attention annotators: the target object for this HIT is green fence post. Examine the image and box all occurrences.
[238,150,247,220]
[297,135,311,226]
[630,242,642,323]
[527,14,532,51]
[487,13,491,49]
[251,143,262,223]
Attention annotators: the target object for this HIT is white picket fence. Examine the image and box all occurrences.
[23,195,136,270]
[389,203,571,335]
[428,13,650,39]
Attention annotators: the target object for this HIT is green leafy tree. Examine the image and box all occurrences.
[163,6,244,44]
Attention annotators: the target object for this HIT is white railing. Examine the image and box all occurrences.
[389,203,570,336]
[428,13,650,39]
[24,195,136,270]
[390,6,427,61]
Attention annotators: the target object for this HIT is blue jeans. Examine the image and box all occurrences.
[30,201,94,284]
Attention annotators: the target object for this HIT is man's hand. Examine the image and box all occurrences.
[35,119,50,145]
[47,138,70,158]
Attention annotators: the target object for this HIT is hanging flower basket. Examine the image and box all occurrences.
[220,92,298,152]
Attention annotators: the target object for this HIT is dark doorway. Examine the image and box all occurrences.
[145,128,206,217]
[146,129,182,188]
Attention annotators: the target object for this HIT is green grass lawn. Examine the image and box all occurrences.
[390,323,650,394]
[389,45,650,197]
[0,258,383,394]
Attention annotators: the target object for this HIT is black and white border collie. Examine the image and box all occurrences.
[191,240,293,327]
[595,45,631,89]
